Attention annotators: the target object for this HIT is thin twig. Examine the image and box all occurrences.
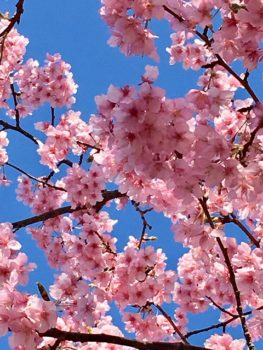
[10,83,20,127]
[239,118,263,163]
[186,314,236,338]
[6,162,66,191]
[199,197,255,350]
[131,201,153,249]
[186,304,263,338]
[153,303,189,344]
[206,296,235,317]
[215,54,259,103]
[44,159,73,183]
[216,236,255,350]
[76,140,102,152]
[221,213,260,247]
[51,107,55,126]
[92,230,117,256]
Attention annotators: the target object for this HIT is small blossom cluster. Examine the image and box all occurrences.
[212,0,263,70]
[0,131,9,165]
[0,223,58,349]
[204,333,246,350]
[167,34,211,70]
[63,163,105,208]
[100,0,160,60]
[16,175,66,214]
[0,19,28,109]
[36,110,95,171]
[123,312,175,342]
[14,53,78,116]
[111,238,176,309]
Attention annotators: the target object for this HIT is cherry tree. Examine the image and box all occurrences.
[0,0,262,349]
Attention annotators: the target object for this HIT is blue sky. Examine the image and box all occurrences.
[0,1,262,349]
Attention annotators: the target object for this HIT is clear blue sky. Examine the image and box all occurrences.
[0,1,262,349]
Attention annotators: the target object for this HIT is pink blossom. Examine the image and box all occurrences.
[205,333,246,350]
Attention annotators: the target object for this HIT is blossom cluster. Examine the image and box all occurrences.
[36,110,95,171]
[0,223,58,349]
[0,18,28,109]
[0,131,9,165]
[101,0,263,71]
[13,53,78,117]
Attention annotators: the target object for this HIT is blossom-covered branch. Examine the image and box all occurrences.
[12,189,126,230]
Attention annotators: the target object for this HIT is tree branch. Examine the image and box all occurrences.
[51,106,56,126]
[215,237,255,350]
[6,162,66,192]
[153,303,189,344]
[0,119,39,145]
[10,83,20,127]
[199,197,255,350]
[0,0,25,38]
[214,54,259,103]
[239,117,263,163]
[12,190,126,230]
[221,213,260,247]
[187,303,263,338]
[41,328,209,350]
[206,296,235,317]
[131,201,153,249]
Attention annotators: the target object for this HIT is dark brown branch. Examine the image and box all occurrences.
[199,197,255,348]
[221,214,260,247]
[12,190,126,230]
[198,197,214,229]
[186,313,237,338]
[240,118,263,162]
[10,83,20,127]
[0,119,39,145]
[12,205,74,230]
[6,162,66,192]
[49,338,61,350]
[206,296,235,317]
[216,237,255,350]
[215,54,259,103]
[199,198,255,349]
[41,328,209,350]
[51,107,56,126]
[163,5,210,46]
[0,0,25,38]
[131,201,153,249]
[163,5,184,22]
[44,159,73,183]
[187,304,263,338]
[153,303,189,344]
